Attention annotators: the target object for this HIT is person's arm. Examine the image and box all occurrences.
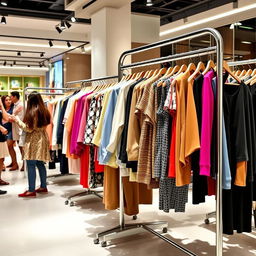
[0,125,8,135]
[0,98,10,122]
[10,115,33,133]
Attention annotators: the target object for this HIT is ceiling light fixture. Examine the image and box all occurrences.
[81,46,85,53]
[241,41,252,45]
[40,52,44,57]
[146,0,153,7]
[48,40,53,47]
[60,20,66,30]
[239,25,254,30]
[0,0,8,6]
[1,16,6,25]
[3,60,6,66]
[10,63,12,67]
[160,3,256,36]
[64,20,72,29]
[17,51,21,56]
[13,61,16,66]
[27,65,30,67]
[67,41,71,48]
[71,16,76,23]
[55,25,62,34]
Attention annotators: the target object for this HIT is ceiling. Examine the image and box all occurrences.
[131,0,235,25]
[0,0,90,23]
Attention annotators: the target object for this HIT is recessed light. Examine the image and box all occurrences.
[241,41,252,45]
[146,0,153,7]
[0,0,8,6]
[71,16,76,23]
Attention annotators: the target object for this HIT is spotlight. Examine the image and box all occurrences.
[40,52,44,57]
[3,61,6,66]
[146,0,153,6]
[67,41,71,48]
[81,46,85,53]
[27,65,30,67]
[60,20,66,29]
[1,16,6,24]
[13,61,16,66]
[64,20,72,29]
[17,51,21,56]
[48,40,53,47]
[39,63,42,68]
[71,16,76,23]
[0,0,8,6]
[55,25,62,34]
[10,63,13,67]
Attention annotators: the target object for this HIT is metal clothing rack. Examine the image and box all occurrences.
[228,58,256,67]
[95,28,224,256]
[62,75,118,206]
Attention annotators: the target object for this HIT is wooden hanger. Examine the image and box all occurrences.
[136,71,145,79]
[202,60,215,75]
[223,61,241,83]
[153,67,166,77]
[245,69,252,77]
[146,70,154,78]
[234,69,241,76]
[188,61,205,82]
[176,64,187,75]
[185,62,196,74]
[251,68,256,77]
[157,66,173,87]
[238,69,246,78]
[169,65,180,76]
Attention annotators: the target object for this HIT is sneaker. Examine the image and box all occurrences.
[0,190,7,195]
[35,187,48,194]
[18,191,36,198]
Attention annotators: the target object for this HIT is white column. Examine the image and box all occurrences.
[91,4,131,78]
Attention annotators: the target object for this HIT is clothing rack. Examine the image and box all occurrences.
[95,28,224,256]
[228,58,256,67]
[63,75,118,207]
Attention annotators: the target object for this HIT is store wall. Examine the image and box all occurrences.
[64,53,91,83]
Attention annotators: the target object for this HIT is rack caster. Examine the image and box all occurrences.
[101,241,107,247]
[162,227,168,233]
[65,200,69,205]
[70,201,75,207]
[132,215,137,220]
[204,219,210,224]
[93,238,99,244]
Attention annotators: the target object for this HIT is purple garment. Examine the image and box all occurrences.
[199,70,215,176]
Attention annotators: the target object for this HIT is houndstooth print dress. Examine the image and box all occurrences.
[156,80,189,213]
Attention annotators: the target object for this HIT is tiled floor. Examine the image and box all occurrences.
[0,154,255,256]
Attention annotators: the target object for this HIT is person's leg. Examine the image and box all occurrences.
[19,146,24,171]
[36,161,47,189]
[7,140,18,169]
[0,158,9,185]
[26,160,37,192]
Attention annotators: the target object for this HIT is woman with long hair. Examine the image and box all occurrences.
[1,95,18,171]
[3,92,51,197]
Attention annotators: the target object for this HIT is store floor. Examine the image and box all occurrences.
[0,160,255,256]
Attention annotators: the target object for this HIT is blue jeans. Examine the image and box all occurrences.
[26,160,47,192]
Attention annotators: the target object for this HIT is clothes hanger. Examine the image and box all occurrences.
[157,66,173,87]
[202,59,215,75]
[176,64,187,75]
[188,61,205,82]
[251,68,256,77]
[246,74,256,85]
[235,69,242,76]
[238,66,247,78]
[223,60,241,84]
[185,62,196,75]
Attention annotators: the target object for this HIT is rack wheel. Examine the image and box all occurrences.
[65,200,69,205]
[162,227,168,233]
[101,241,107,247]
[132,215,137,220]
[70,202,75,207]
[93,238,99,244]
[205,219,210,224]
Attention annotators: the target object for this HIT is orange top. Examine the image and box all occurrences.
[234,161,247,187]
[175,72,192,186]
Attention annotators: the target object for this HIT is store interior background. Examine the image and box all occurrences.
[0,1,255,256]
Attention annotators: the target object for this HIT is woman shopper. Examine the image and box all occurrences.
[1,92,51,198]
[0,100,10,194]
[1,95,18,171]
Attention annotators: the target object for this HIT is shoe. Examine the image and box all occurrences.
[0,190,7,195]
[0,179,9,185]
[2,169,5,172]
[35,187,48,193]
[18,191,36,198]
[6,163,13,168]
[9,165,19,171]
[20,168,24,172]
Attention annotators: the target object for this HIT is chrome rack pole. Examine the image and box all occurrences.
[95,28,224,256]
[228,58,256,66]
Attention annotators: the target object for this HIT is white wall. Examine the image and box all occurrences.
[0,68,47,76]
